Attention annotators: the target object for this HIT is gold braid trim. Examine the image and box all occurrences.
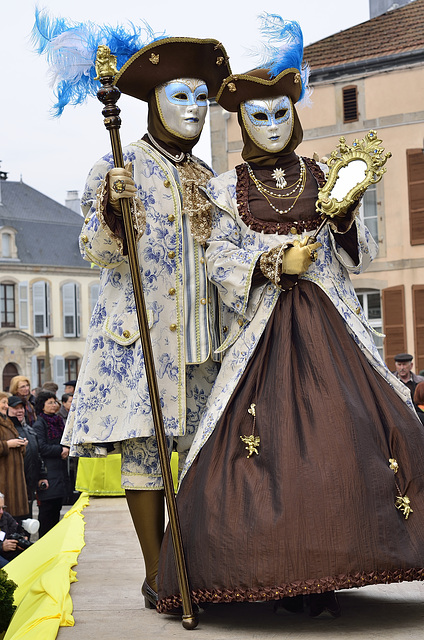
[176,159,213,245]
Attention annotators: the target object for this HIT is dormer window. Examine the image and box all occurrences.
[0,227,18,260]
[2,233,11,258]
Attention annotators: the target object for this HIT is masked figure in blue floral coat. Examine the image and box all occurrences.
[158,17,424,618]
[61,36,231,605]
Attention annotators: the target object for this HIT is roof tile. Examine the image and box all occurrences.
[304,0,424,69]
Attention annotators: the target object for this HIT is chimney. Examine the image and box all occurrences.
[0,170,7,206]
[370,0,414,18]
[65,190,81,214]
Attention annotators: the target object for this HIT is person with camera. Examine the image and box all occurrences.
[33,391,69,537]
[0,492,30,567]
[0,392,29,522]
[7,395,48,519]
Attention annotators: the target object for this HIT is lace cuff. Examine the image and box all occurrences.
[259,244,298,291]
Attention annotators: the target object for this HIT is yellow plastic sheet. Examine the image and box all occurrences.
[3,493,89,640]
[75,454,125,496]
[76,452,179,494]
[3,452,179,639]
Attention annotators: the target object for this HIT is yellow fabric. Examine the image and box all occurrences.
[171,451,178,493]
[75,454,125,496]
[76,452,179,494]
[3,493,89,640]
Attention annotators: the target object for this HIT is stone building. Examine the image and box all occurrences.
[0,174,98,391]
[209,0,424,371]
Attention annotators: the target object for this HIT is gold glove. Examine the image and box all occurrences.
[282,238,322,275]
[108,162,137,210]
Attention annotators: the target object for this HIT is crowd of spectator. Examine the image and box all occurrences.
[0,379,77,567]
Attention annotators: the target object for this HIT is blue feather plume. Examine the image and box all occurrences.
[32,7,166,116]
[255,13,311,104]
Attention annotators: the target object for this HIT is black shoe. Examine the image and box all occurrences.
[274,595,304,614]
[141,579,158,610]
[309,591,341,618]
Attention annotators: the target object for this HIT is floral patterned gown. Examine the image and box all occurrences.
[157,152,424,611]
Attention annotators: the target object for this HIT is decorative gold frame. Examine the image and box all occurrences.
[316,130,392,219]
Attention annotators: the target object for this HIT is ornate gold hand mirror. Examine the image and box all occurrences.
[316,130,391,219]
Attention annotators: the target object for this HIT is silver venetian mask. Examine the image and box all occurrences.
[155,78,208,140]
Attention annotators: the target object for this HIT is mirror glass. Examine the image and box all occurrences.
[330,159,367,202]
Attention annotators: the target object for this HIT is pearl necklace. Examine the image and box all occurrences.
[147,132,186,163]
[247,158,307,215]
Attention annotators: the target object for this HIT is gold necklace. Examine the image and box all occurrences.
[247,159,307,215]
[247,159,305,196]
[248,168,305,199]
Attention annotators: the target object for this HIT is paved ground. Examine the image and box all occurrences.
[57,496,424,639]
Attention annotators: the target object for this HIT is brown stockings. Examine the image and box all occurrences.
[125,488,165,592]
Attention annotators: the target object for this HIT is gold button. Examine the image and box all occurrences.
[356,306,361,314]
[163,179,171,188]
[168,288,176,295]
[170,324,177,332]
[200,257,205,264]
[200,298,207,305]
[168,214,175,222]
[81,234,89,243]
[290,226,297,235]
[223,326,228,333]
[84,217,90,225]
[168,251,175,259]
[122,330,130,339]
[237,319,243,326]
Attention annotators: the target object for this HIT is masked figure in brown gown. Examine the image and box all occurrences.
[157,16,424,618]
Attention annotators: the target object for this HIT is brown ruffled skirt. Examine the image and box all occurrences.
[158,280,424,612]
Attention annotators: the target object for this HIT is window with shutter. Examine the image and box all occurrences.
[0,283,15,327]
[65,357,79,381]
[90,283,100,315]
[356,289,383,359]
[407,149,424,245]
[343,86,358,123]
[360,184,378,244]
[413,285,424,373]
[32,281,50,336]
[382,285,406,371]
[18,282,29,329]
[62,282,81,338]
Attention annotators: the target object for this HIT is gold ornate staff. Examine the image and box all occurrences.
[95,46,197,630]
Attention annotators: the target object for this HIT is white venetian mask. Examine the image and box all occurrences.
[155,78,208,140]
[240,95,294,153]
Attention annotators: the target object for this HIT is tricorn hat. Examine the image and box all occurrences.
[115,37,231,102]
[216,15,309,112]
[216,66,303,112]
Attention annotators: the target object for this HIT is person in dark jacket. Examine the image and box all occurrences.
[0,393,29,521]
[33,391,69,536]
[7,395,48,518]
[0,492,29,567]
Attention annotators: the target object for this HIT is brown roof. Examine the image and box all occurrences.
[304,0,424,70]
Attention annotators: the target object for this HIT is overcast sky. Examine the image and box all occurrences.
[1,1,369,206]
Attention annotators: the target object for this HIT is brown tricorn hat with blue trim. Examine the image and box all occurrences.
[114,37,231,101]
[216,67,303,112]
